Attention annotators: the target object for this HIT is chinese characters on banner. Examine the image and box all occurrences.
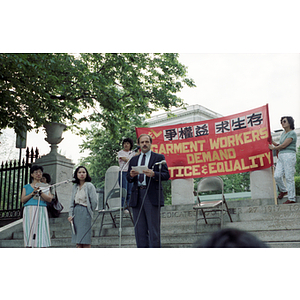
[136,104,273,180]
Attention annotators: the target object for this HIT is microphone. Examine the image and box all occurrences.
[132,146,140,152]
[154,160,166,166]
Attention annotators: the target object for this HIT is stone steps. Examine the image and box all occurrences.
[1,197,300,248]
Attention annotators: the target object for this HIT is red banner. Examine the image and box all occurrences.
[136,104,273,180]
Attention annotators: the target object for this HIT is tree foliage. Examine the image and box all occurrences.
[222,172,251,193]
[79,115,145,188]
[0,53,89,135]
[296,146,300,176]
[0,53,195,136]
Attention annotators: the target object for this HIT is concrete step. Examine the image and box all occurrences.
[253,229,300,243]
[2,232,296,248]
[1,198,300,248]
[267,242,300,248]
[225,218,300,232]
[0,239,24,248]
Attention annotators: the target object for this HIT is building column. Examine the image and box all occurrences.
[250,167,276,199]
[171,178,195,205]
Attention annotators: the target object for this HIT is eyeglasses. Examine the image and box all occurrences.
[33,171,43,175]
[281,120,287,124]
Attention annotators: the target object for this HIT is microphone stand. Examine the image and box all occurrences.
[31,192,41,247]
[29,179,72,247]
[119,150,138,248]
[158,163,162,248]
[151,161,164,248]
[36,179,72,193]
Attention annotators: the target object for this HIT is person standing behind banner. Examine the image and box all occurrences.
[68,166,97,248]
[127,134,170,248]
[21,165,53,248]
[269,116,297,204]
[117,137,137,210]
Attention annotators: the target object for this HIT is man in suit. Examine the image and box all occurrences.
[127,134,170,248]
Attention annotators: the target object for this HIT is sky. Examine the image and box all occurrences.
[177,53,300,132]
[1,53,300,165]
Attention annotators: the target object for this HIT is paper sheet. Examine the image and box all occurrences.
[132,166,148,174]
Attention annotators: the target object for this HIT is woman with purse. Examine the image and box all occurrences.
[21,165,53,248]
[68,166,97,248]
[41,173,64,218]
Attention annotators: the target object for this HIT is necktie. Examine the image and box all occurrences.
[138,154,146,183]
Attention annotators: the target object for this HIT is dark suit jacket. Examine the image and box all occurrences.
[127,151,170,207]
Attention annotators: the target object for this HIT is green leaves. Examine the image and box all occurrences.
[1,53,87,135]
[1,52,196,186]
[79,117,145,188]
[0,53,195,139]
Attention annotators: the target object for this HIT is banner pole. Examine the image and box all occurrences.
[266,103,278,205]
[272,166,278,205]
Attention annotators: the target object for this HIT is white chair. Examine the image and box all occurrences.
[98,187,133,236]
[193,176,232,233]
[98,166,133,236]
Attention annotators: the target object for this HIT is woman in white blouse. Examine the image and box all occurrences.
[68,166,97,248]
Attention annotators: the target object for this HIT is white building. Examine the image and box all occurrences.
[147,104,222,127]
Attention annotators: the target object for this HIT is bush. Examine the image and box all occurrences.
[295,176,300,196]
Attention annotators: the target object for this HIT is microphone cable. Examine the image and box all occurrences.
[76,146,145,245]
[133,176,152,230]
[77,148,139,245]
[77,175,120,244]
[25,190,43,247]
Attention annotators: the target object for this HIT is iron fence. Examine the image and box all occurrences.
[0,148,39,219]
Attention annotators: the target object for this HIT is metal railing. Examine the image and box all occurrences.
[0,148,39,219]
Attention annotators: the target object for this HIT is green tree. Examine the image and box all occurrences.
[222,172,251,193]
[1,53,195,136]
[295,146,300,195]
[296,146,300,176]
[79,115,146,188]
[0,53,89,135]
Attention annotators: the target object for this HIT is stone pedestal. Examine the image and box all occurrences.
[35,152,74,212]
[171,178,195,205]
[34,122,74,212]
[250,167,276,199]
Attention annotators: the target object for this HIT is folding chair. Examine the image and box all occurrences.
[193,176,232,233]
[98,187,134,236]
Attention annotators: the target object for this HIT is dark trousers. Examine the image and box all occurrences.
[119,171,132,207]
[132,188,161,248]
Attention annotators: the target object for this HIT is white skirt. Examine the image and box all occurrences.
[23,205,51,248]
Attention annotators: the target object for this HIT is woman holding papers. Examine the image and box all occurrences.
[68,166,97,248]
